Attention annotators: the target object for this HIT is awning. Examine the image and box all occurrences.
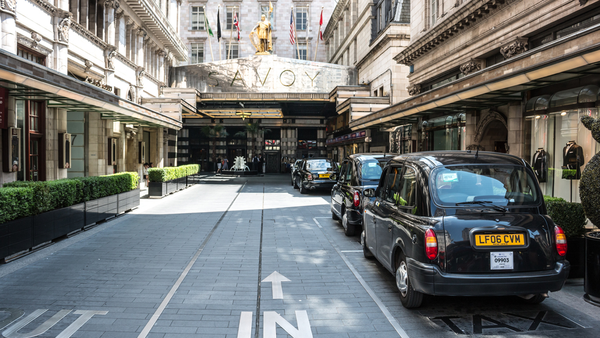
[349,24,600,131]
[0,49,182,130]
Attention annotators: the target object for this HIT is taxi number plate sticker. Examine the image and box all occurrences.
[319,174,330,178]
[490,252,513,270]
[475,233,524,246]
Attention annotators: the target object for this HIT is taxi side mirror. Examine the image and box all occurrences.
[329,173,338,181]
[364,188,376,197]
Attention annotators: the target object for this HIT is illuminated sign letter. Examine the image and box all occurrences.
[231,70,245,87]
[305,72,320,87]
[279,70,295,87]
[257,68,271,86]
[208,72,219,87]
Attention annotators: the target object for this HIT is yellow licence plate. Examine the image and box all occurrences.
[475,233,525,247]
[319,174,330,179]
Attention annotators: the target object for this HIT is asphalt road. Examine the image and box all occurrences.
[0,174,598,338]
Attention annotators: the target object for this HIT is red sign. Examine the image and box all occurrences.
[0,88,6,129]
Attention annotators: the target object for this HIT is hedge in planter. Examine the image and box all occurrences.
[544,196,587,238]
[148,164,199,182]
[0,187,34,224]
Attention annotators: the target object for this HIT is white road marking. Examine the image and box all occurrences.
[237,312,253,338]
[340,250,363,253]
[56,310,108,338]
[312,217,325,228]
[313,218,410,338]
[263,311,313,338]
[262,271,291,300]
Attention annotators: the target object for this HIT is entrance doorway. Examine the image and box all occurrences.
[480,120,508,152]
[265,152,280,173]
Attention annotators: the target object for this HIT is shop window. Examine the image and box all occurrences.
[191,6,205,30]
[17,45,46,66]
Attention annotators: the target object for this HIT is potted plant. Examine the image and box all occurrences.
[544,196,587,278]
[580,116,600,306]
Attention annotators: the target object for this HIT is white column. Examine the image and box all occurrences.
[158,50,166,83]
[176,0,181,34]
[168,0,177,28]
[136,28,145,67]
[1,12,17,54]
[105,1,117,46]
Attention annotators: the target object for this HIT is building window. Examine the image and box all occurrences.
[26,101,45,181]
[296,41,307,60]
[191,43,204,64]
[226,6,238,30]
[378,3,385,32]
[226,42,239,59]
[260,4,275,26]
[17,45,46,66]
[296,7,308,31]
[430,0,438,27]
[191,6,205,30]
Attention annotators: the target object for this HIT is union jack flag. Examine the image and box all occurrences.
[290,8,295,45]
[233,13,240,41]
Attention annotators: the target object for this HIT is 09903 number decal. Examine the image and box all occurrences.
[490,252,513,270]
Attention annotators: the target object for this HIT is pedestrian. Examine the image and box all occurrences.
[143,163,149,187]
[252,154,259,171]
[216,157,222,173]
[222,157,229,170]
[258,154,263,174]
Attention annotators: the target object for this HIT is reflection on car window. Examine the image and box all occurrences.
[433,165,539,205]
[361,160,384,180]
[306,160,331,171]
[382,166,417,212]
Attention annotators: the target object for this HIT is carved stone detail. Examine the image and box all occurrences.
[0,0,17,13]
[580,0,588,5]
[84,60,93,73]
[460,59,483,76]
[104,0,119,9]
[500,37,528,60]
[57,13,72,43]
[136,67,145,87]
[407,84,421,96]
[31,32,42,49]
[105,47,117,70]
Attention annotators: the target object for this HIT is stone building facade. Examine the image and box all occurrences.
[178,0,335,64]
[322,0,412,162]
[349,0,600,203]
[0,0,186,185]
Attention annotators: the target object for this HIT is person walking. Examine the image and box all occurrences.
[222,157,229,171]
[252,154,259,171]
[216,157,222,174]
[143,163,149,187]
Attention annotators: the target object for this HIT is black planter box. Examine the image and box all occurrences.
[567,236,585,278]
[85,196,117,226]
[167,180,178,194]
[149,182,167,198]
[585,231,600,306]
[0,216,33,259]
[33,203,84,246]
[118,189,140,213]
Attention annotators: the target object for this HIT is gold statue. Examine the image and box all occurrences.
[250,10,273,54]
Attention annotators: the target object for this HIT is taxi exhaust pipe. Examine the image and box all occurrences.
[519,293,548,300]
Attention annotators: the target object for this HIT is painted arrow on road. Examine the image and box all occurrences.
[262,271,291,300]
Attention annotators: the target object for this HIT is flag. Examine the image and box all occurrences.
[217,8,222,42]
[318,8,324,41]
[233,12,240,41]
[269,1,273,22]
[290,8,295,45]
[205,15,213,37]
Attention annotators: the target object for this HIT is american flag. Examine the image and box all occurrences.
[290,8,295,45]
[233,13,240,40]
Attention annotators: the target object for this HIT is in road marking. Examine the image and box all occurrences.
[137,182,247,338]
[313,218,410,338]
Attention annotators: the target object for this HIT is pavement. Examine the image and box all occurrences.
[0,174,598,338]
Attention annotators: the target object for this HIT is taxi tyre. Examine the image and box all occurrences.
[299,179,307,194]
[342,212,356,236]
[293,176,299,189]
[331,206,340,220]
[520,293,546,304]
[361,231,374,259]
[396,253,423,308]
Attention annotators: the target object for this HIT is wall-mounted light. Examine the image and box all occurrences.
[236,111,252,120]
[561,111,567,116]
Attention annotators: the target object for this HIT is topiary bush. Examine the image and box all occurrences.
[0,187,34,223]
[148,165,199,182]
[580,116,600,228]
[544,195,587,238]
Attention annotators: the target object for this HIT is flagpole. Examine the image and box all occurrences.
[228,7,235,59]
[314,6,323,61]
[293,6,299,59]
[205,6,214,62]
[218,5,223,61]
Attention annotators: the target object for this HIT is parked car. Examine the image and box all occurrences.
[291,159,304,188]
[330,154,393,236]
[295,158,336,194]
[361,151,570,308]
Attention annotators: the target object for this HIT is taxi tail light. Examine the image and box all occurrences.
[425,229,438,260]
[307,174,313,181]
[353,191,360,207]
[555,225,567,257]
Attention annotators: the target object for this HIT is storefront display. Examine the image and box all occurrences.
[562,140,584,180]
[532,148,548,183]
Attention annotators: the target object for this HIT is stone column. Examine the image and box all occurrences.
[0,1,17,54]
[136,28,145,67]
[105,0,119,46]
[168,0,177,28]
[125,17,134,60]
[80,0,89,29]
[115,10,124,53]
[507,102,523,158]
[55,11,72,75]
[158,49,166,84]
[176,0,181,34]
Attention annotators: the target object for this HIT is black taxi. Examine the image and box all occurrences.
[330,154,393,236]
[295,158,336,194]
[361,151,570,308]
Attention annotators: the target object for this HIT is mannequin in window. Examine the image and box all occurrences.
[532,148,548,183]
[562,140,584,179]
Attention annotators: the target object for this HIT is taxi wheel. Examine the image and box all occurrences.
[331,208,340,220]
[396,253,423,308]
[521,294,546,304]
[299,180,307,194]
[293,177,299,189]
[342,212,356,236]
[361,232,374,259]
